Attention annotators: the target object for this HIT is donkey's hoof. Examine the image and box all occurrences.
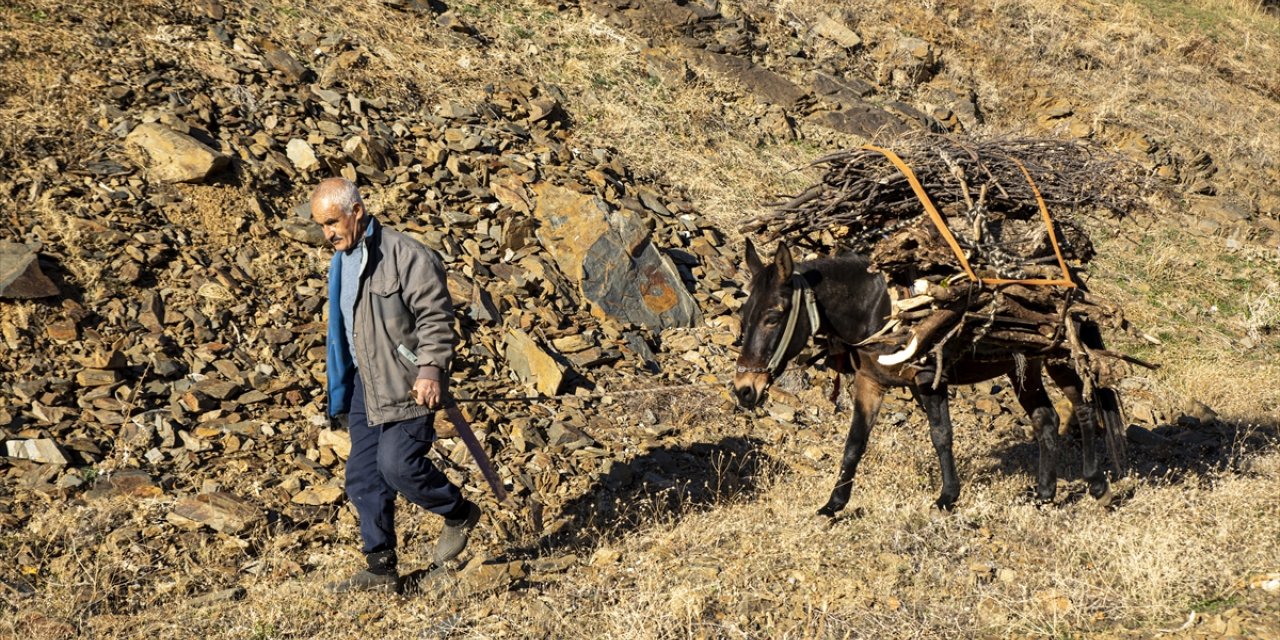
[1089,480,1111,501]
[818,506,864,522]
[816,504,841,519]
[932,497,957,512]
[1017,486,1056,508]
[1092,483,1115,508]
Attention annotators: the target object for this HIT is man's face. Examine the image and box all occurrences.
[311,200,365,253]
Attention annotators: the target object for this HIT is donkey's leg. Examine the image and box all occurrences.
[1046,363,1109,500]
[818,374,886,517]
[912,384,961,510]
[1009,362,1060,504]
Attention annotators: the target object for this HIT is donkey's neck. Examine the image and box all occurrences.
[798,254,891,346]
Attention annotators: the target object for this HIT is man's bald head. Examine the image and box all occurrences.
[310,178,368,253]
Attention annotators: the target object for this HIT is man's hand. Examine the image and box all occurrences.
[412,378,443,410]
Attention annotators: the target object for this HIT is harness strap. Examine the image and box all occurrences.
[850,317,900,347]
[764,274,820,374]
[860,144,1076,288]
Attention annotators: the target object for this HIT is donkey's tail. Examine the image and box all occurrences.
[1093,385,1128,478]
[1077,320,1128,478]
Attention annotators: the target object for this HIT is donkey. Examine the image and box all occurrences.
[733,240,1124,516]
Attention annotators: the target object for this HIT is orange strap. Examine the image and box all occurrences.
[861,145,1076,288]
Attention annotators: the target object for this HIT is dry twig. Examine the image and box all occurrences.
[747,134,1156,380]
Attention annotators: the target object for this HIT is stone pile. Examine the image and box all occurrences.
[588,0,1279,250]
[0,4,1101,601]
[584,0,958,140]
[0,0,750,599]
[4,0,1270,613]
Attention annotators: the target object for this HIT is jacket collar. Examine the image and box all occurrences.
[346,216,378,254]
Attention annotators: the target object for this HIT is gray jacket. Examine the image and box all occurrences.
[326,218,455,425]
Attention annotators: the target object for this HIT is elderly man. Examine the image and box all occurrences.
[310,177,481,593]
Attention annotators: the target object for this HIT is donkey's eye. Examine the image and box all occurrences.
[763,313,782,327]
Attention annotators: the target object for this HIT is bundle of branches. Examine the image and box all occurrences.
[742,134,1149,283]
[861,278,1151,389]
[744,134,1155,381]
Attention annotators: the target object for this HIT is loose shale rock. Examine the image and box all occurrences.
[125,123,230,183]
[532,183,701,330]
[2,0,1248,624]
[0,243,58,299]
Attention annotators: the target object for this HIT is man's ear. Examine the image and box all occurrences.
[745,238,764,277]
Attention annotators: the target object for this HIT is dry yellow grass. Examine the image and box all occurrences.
[1086,226,1280,419]
[6,405,1278,638]
[3,0,1280,638]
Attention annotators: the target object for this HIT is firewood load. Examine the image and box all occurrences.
[740,134,1156,386]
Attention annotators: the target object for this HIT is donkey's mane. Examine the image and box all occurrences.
[798,251,873,275]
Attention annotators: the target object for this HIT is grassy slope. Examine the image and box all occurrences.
[2,0,1279,638]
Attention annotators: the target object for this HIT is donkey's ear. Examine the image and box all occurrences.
[773,240,794,282]
[745,238,765,277]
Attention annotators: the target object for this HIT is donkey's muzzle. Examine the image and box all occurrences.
[732,367,771,409]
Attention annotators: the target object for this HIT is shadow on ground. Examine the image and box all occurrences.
[987,414,1280,500]
[515,436,779,555]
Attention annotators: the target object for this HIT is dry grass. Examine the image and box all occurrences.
[540,448,1280,638]
[472,6,823,226]
[7,405,1278,639]
[5,0,1280,638]
[1086,225,1280,419]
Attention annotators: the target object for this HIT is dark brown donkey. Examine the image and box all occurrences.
[733,240,1124,516]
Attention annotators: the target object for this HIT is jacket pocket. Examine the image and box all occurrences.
[397,344,419,366]
[368,277,401,298]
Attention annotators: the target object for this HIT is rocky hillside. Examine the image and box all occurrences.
[2,0,1279,638]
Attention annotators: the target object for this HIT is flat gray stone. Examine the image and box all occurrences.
[84,470,163,500]
[547,422,595,449]
[807,105,914,138]
[170,492,263,534]
[812,14,863,49]
[0,242,58,299]
[679,47,808,110]
[504,328,565,397]
[810,71,875,103]
[286,138,320,171]
[5,439,69,465]
[530,183,700,330]
[263,47,310,83]
[279,217,327,246]
[290,485,344,506]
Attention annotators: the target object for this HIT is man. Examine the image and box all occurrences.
[310,177,481,593]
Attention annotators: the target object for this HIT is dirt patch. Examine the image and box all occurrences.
[169,183,259,238]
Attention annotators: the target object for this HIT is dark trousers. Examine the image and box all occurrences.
[346,371,463,555]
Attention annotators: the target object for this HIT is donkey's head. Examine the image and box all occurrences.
[733,239,813,409]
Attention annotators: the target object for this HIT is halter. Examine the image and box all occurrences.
[737,274,822,375]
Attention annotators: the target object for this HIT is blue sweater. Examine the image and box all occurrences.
[325,220,375,416]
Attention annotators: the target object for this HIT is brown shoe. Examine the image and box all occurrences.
[326,550,400,594]
[432,501,481,565]
[325,568,400,594]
